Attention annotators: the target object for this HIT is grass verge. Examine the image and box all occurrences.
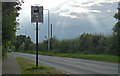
[38,52,118,63]
[15,51,118,63]
[16,57,65,74]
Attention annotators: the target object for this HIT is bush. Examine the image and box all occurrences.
[18,44,24,52]
[11,46,16,52]
[28,43,35,53]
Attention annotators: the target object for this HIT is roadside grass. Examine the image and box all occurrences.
[15,51,118,63]
[16,57,65,74]
[37,52,118,63]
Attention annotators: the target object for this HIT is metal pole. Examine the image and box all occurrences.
[48,10,50,50]
[36,22,38,67]
[50,24,52,50]
[51,24,52,39]
[44,9,50,51]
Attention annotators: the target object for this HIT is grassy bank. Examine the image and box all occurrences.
[16,57,65,74]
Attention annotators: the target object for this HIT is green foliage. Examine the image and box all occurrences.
[24,36,32,51]
[113,22,120,34]
[38,40,48,52]
[36,52,118,63]
[28,43,35,53]
[114,13,119,19]
[78,33,94,53]
[11,46,16,51]
[14,32,118,63]
[18,44,24,52]
[13,33,118,56]
[50,38,60,51]
[12,35,33,52]
[2,41,10,56]
[24,65,48,70]
[46,33,117,55]
[12,35,26,51]
[112,8,120,55]
[2,2,21,56]
[15,34,118,56]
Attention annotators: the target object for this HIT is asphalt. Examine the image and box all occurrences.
[12,52,118,74]
[2,53,21,74]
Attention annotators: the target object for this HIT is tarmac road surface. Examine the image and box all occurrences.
[12,52,118,74]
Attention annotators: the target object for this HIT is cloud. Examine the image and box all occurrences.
[54,0,119,19]
[107,10,111,13]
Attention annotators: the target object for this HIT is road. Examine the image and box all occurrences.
[12,52,118,74]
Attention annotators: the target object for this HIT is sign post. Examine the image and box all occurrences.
[36,22,38,67]
[31,5,43,67]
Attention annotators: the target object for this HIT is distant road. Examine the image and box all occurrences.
[12,52,118,74]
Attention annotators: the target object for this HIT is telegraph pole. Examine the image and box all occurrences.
[44,9,50,51]
[50,24,52,50]
[48,10,50,51]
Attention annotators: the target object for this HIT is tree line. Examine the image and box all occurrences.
[11,33,118,55]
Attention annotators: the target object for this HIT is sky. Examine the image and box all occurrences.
[16,0,119,43]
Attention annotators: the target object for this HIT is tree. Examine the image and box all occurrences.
[50,38,60,51]
[77,33,94,54]
[12,35,26,51]
[28,43,35,53]
[12,35,33,51]
[112,2,120,55]
[2,2,21,56]
[18,44,24,52]
[24,36,32,51]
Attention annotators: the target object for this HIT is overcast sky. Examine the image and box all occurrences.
[16,0,119,43]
